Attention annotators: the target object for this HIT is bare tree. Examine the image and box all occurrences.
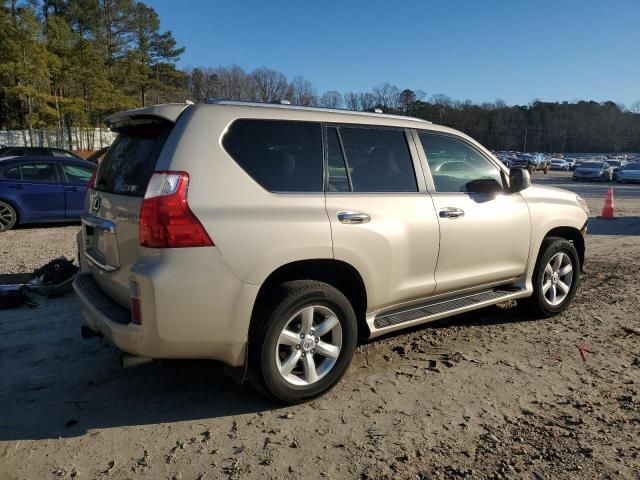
[291,75,317,106]
[630,100,640,114]
[372,82,400,109]
[343,91,360,111]
[319,90,343,109]
[213,65,251,100]
[358,92,376,111]
[250,67,291,103]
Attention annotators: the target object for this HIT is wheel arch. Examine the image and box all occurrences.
[542,226,585,269]
[250,259,369,340]
[0,196,20,226]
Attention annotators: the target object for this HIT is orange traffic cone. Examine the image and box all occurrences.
[600,187,616,219]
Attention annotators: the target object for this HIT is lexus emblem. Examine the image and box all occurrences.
[90,193,101,214]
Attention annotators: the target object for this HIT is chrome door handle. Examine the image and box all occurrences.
[337,211,371,224]
[439,207,465,219]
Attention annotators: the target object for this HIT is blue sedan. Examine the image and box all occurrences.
[0,156,97,231]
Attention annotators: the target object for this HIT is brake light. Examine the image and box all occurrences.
[139,171,213,248]
[88,169,97,187]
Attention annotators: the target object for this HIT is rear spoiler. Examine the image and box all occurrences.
[105,103,191,131]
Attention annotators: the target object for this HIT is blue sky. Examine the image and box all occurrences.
[145,0,640,107]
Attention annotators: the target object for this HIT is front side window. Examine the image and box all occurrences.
[338,127,417,192]
[419,132,504,193]
[2,166,21,180]
[223,119,323,193]
[62,164,95,183]
[20,163,58,183]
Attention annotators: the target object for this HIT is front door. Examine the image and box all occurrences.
[324,125,440,312]
[415,131,531,294]
[17,162,65,220]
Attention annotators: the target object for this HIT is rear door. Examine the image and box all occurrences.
[16,161,66,220]
[415,131,531,294]
[59,161,96,218]
[83,121,173,307]
[324,125,440,312]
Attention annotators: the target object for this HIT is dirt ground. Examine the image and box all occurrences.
[1,171,639,480]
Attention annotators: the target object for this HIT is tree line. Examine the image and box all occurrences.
[2,0,639,153]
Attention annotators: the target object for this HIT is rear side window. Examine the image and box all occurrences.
[62,164,95,183]
[21,163,58,182]
[339,127,417,192]
[2,166,21,179]
[223,119,323,192]
[96,123,171,197]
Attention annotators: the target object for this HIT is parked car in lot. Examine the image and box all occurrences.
[605,159,626,174]
[615,162,640,183]
[0,146,83,160]
[550,159,570,171]
[510,153,550,174]
[572,161,614,182]
[75,101,588,403]
[0,156,96,231]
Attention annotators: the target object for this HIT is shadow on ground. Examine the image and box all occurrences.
[0,297,535,442]
[587,216,640,235]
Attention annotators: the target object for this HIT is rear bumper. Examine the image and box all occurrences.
[73,247,260,367]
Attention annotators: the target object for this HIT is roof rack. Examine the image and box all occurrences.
[204,100,432,124]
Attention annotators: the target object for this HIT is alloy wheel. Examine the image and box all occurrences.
[542,252,574,306]
[0,203,15,231]
[275,305,342,386]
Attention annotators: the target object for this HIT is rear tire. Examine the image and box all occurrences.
[521,237,580,318]
[0,200,17,232]
[248,280,358,404]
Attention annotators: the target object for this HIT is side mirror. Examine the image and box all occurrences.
[509,168,531,192]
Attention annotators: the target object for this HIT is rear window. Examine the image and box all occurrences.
[95,122,171,197]
[222,119,323,192]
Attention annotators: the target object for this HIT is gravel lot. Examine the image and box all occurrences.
[1,171,639,480]
[0,223,79,274]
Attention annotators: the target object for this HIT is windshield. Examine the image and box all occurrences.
[607,160,621,167]
[579,162,604,169]
[623,163,640,171]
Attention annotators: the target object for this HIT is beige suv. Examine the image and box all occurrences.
[74,101,589,403]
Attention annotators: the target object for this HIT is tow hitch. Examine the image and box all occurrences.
[81,325,103,340]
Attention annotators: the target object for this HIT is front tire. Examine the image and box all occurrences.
[0,200,17,232]
[248,280,358,404]
[521,237,580,318]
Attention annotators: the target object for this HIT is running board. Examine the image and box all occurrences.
[373,287,525,330]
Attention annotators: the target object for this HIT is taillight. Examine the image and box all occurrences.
[139,171,213,248]
[88,169,97,188]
